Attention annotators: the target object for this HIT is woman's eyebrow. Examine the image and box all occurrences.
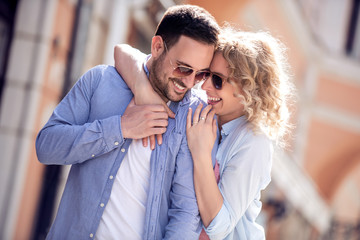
[210,71,227,77]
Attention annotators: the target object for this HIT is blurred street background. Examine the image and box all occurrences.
[0,0,359,239]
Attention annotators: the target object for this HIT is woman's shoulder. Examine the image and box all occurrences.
[229,122,273,154]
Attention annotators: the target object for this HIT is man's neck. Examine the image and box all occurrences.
[150,80,169,103]
[146,58,170,103]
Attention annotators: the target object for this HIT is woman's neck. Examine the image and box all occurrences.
[218,113,245,129]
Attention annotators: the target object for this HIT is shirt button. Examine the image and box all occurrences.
[109,175,114,180]
[121,148,125,152]
[100,203,105,207]
[114,141,119,146]
[90,233,94,238]
[91,154,95,157]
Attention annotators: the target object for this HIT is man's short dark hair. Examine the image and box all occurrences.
[155,5,219,49]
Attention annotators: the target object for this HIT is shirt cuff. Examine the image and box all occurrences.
[101,115,124,150]
[204,197,234,239]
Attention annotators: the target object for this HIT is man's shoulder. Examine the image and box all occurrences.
[89,65,119,77]
[85,65,128,86]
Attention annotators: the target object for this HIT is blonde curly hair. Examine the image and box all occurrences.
[217,27,295,147]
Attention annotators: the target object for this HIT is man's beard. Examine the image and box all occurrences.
[149,54,188,102]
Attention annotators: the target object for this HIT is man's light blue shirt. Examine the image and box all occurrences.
[36,64,209,239]
[204,116,273,240]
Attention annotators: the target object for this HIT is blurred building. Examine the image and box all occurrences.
[0,0,359,239]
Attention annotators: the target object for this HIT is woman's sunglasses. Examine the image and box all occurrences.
[210,73,228,90]
[164,41,211,81]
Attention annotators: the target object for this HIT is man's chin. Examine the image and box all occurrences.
[167,91,187,102]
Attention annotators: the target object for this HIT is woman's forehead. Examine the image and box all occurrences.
[210,52,230,75]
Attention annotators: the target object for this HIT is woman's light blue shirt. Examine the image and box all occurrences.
[204,116,273,240]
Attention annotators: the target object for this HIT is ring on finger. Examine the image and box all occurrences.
[199,116,206,121]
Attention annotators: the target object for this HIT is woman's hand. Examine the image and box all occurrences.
[186,104,223,226]
[186,104,217,160]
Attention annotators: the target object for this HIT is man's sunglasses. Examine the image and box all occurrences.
[163,41,211,81]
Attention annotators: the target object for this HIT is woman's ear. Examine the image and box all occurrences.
[151,36,165,58]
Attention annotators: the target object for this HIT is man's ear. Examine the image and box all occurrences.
[151,36,165,58]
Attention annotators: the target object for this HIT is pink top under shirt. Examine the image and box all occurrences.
[199,160,220,240]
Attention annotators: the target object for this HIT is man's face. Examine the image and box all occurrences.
[150,35,215,102]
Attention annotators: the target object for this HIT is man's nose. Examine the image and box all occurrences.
[181,73,197,88]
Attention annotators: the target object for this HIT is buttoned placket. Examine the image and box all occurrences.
[89,138,131,239]
[147,102,181,238]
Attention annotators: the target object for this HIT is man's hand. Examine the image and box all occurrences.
[122,99,169,145]
[134,83,175,149]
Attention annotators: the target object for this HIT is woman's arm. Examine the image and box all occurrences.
[188,106,273,238]
[114,44,148,97]
[186,104,223,227]
[114,44,174,149]
[114,44,174,116]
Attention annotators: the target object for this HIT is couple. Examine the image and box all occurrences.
[36,4,293,240]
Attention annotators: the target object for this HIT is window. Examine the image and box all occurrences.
[296,0,359,60]
[0,0,18,104]
[346,0,360,60]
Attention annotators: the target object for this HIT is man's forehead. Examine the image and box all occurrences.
[170,36,215,70]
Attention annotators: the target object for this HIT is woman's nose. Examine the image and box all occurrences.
[201,76,212,90]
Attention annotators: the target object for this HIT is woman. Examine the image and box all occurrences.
[114,27,294,239]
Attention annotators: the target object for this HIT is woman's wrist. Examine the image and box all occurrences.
[192,152,212,167]
[134,82,156,105]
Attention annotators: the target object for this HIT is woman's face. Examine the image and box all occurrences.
[201,52,245,126]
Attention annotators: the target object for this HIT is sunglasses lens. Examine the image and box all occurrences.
[172,64,211,82]
[212,74,223,89]
[195,71,210,81]
[173,66,193,77]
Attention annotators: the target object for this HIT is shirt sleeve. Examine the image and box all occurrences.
[163,130,202,239]
[35,66,126,165]
[204,133,273,239]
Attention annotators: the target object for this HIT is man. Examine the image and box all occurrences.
[36,5,219,239]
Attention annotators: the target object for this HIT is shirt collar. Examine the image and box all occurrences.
[220,115,247,139]
[143,54,151,77]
